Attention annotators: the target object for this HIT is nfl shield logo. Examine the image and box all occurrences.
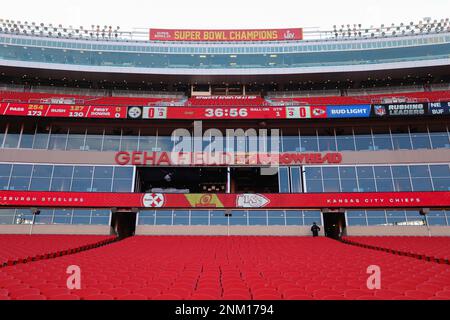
[374,106,387,116]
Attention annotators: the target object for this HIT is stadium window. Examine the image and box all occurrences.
[426,211,447,226]
[300,128,318,152]
[3,122,21,149]
[91,210,111,225]
[138,211,156,225]
[230,210,248,226]
[357,166,377,192]
[372,126,393,150]
[430,164,450,191]
[72,210,92,225]
[210,210,227,226]
[66,127,87,151]
[290,167,303,193]
[249,210,268,226]
[392,166,413,192]
[346,211,367,226]
[268,210,286,226]
[48,125,68,150]
[366,210,387,226]
[85,127,104,151]
[428,124,450,149]
[304,211,321,226]
[405,211,426,225]
[35,209,54,224]
[29,165,53,191]
[0,209,16,225]
[322,167,341,192]
[391,126,412,150]
[410,125,431,150]
[281,130,301,152]
[191,210,209,226]
[8,164,32,191]
[318,127,337,152]
[354,127,374,151]
[32,123,50,149]
[155,210,173,226]
[103,128,122,151]
[286,210,303,226]
[374,166,394,192]
[0,122,6,148]
[336,127,355,151]
[173,210,190,226]
[386,210,408,225]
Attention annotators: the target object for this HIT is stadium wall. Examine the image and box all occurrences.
[346,226,450,236]
[0,225,112,235]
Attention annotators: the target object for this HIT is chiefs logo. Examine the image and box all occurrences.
[142,193,165,208]
[236,194,270,208]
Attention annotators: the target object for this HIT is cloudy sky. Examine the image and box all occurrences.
[1,0,449,31]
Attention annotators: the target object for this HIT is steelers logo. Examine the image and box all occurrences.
[142,193,165,208]
[128,106,143,119]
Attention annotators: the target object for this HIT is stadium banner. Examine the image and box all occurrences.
[372,103,428,117]
[326,105,371,118]
[428,101,450,115]
[114,152,343,166]
[0,191,449,209]
[149,28,303,42]
[128,106,328,120]
[0,103,127,119]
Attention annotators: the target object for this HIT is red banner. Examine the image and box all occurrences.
[1,191,449,209]
[0,103,127,119]
[149,28,303,42]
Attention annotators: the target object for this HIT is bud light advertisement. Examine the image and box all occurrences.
[326,105,371,118]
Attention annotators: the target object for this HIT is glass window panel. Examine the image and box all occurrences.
[248,210,267,226]
[48,126,68,150]
[322,167,339,179]
[323,179,341,192]
[53,166,74,178]
[0,209,15,225]
[114,167,134,179]
[341,179,359,192]
[0,122,6,147]
[336,128,355,151]
[20,123,35,149]
[392,166,409,178]
[32,165,53,178]
[305,167,322,180]
[430,132,450,149]
[230,210,247,225]
[210,210,227,225]
[282,136,300,152]
[286,210,303,225]
[367,211,387,225]
[357,166,374,179]
[317,128,336,152]
[103,128,122,151]
[306,180,323,193]
[50,178,72,191]
[376,179,394,192]
[91,210,110,225]
[386,210,407,225]
[354,127,373,151]
[9,177,30,190]
[374,166,392,179]
[71,179,92,192]
[155,210,173,225]
[121,137,139,152]
[112,179,133,192]
[411,177,434,191]
[92,179,112,192]
[358,179,377,192]
[348,218,367,226]
[0,164,12,177]
[94,166,113,179]
[339,167,356,179]
[432,178,450,191]
[3,123,21,148]
[290,167,302,193]
[66,128,86,150]
[391,127,412,150]
[72,210,91,225]
[430,165,450,178]
[410,126,431,150]
[279,167,290,193]
[30,177,51,191]
[53,209,73,224]
[85,128,104,151]
[268,210,285,226]
[157,136,174,152]
[191,210,209,225]
[393,178,412,192]
[300,135,318,152]
[138,136,157,151]
[372,127,392,150]
[12,164,32,177]
[74,166,94,178]
[409,165,431,178]
[173,210,190,225]
[427,211,447,226]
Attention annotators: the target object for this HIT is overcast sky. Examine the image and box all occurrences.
[2,0,449,31]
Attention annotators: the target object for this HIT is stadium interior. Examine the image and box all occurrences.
[0,16,449,301]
